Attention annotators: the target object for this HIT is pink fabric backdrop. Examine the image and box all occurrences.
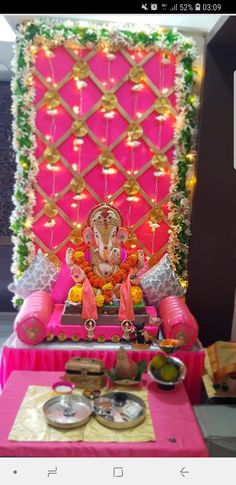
[0,371,208,457]
[33,46,177,262]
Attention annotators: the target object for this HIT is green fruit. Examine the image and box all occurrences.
[159,364,178,382]
[151,354,167,370]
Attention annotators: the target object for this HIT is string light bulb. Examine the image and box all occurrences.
[131,83,143,92]
[106,52,116,60]
[45,50,55,58]
[44,219,56,228]
[162,53,171,64]
[104,111,115,119]
[76,80,87,89]
[46,108,58,116]
[126,196,139,202]
[73,106,80,114]
[46,163,59,172]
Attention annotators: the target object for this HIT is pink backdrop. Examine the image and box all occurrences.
[32,46,177,264]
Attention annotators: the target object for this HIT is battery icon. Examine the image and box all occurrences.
[195,3,201,10]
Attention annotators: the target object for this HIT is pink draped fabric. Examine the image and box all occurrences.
[0,371,208,457]
[81,277,98,320]
[118,273,135,322]
[0,337,205,404]
[51,261,74,304]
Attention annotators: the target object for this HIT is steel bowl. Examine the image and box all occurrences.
[157,339,184,354]
[148,356,187,390]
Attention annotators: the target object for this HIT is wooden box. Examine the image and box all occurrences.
[65,357,106,389]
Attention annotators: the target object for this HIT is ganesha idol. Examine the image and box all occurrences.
[61,203,152,339]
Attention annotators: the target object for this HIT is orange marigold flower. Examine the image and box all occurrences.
[121,263,130,271]
[83,266,91,273]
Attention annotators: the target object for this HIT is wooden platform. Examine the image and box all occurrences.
[61,302,149,325]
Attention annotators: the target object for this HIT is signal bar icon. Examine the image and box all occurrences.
[170,3,177,11]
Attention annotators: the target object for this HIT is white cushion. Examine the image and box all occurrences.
[8,250,58,299]
[141,253,184,308]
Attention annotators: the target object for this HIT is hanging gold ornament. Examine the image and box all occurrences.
[126,232,138,248]
[151,154,169,175]
[43,202,58,218]
[44,90,60,109]
[72,60,89,79]
[43,146,60,164]
[46,253,60,267]
[154,97,171,114]
[129,65,145,83]
[98,150,114,168]
[126,122,143,140]
[124,179,140,196]
[101,92,118,111]
[151,153,168,169]
[70,177,86,194]
[69,227,83,245]
[71,119,88,137]
[149,207,164,224]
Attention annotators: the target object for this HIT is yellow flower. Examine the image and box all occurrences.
[68,284,83,303]
[73,250,85,263]
[131,285,143,305]
[102,283,113,291]
[96,294,105,307]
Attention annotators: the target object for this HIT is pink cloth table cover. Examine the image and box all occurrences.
[0,334,205,404]
[0,371,208,457]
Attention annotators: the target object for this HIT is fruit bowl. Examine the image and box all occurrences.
[148,355,187,390]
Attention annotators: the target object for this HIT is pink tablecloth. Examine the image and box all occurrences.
[0,371,208,457]
[0,335,204,404]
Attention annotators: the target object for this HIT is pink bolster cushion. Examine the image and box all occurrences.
[14,291,53,345]
[159,295,199,350]
[51,261,74,304]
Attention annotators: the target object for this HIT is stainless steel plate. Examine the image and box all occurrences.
[94,391,146,429]
[43,395,93,429]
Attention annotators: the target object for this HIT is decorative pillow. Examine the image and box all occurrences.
[51,260,74,304]
[140,253,184,308]
[8,249,58,299]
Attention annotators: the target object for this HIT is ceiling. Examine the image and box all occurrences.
[0,14,224,81]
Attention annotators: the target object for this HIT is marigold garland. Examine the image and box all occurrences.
[73,251,138,304]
